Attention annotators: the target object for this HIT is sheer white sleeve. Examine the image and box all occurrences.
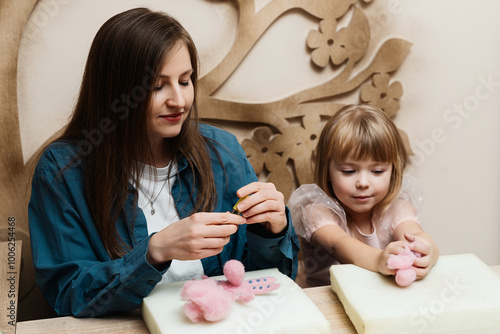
[387,174,424,230]
[288,184,347,242]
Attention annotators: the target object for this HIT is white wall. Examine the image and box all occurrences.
[18,0,500,264]
[386,1,500,265]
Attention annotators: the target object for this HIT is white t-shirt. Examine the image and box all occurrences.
[135,163,204,284]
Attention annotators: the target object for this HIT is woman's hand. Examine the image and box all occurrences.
[146,212,246,266]
[234,182,287,234]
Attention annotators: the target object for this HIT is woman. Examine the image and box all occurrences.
[29,7,299,317]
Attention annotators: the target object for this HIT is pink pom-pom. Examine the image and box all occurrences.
[387,245,418,287]
[388,245,416,269]
[223,260,245,286]
[395,267,417,287]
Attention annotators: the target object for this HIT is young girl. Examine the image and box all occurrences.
[288,104,438,287]
[28,8,299,317]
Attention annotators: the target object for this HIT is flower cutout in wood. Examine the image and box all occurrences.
[360,73,403,117]
[307,7,369,68]
[241,126,293,198]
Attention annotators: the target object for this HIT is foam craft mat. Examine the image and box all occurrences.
[330,253,500,334]
[142,268,330,334]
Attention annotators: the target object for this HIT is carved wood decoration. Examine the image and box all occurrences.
[0,0,411,321]
[198,0,411,200]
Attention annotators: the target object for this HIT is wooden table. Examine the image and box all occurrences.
[15,287,356,334]
[16,265,500,334]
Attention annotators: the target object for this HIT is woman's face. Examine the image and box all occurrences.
[147,43,194,148]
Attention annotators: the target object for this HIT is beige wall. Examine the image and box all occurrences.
[18,0,500,265]
[389,1,500,265]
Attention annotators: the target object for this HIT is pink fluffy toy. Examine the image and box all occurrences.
[180,260,280,322]
[387,244,422,287]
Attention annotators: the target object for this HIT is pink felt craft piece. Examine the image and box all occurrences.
[180,260,281,322]
[217,260,255,303]
[387,244,422,287]
[180,278,233,322]
[217,260,280,302]
[241,276,280,295]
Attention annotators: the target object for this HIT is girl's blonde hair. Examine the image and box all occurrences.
[314,104,408,212]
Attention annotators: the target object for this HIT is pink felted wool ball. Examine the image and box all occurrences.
[223,259,245,286]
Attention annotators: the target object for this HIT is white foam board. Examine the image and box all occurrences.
[142,268,330,334]
[330,253,500,333]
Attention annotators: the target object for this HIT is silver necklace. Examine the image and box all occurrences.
[142,179,168,215]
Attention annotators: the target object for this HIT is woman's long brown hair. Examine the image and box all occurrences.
[57,8,217,259]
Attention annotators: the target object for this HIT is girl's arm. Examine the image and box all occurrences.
[311,224,407,276]
[393,220,439,279]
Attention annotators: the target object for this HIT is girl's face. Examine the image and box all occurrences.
[147,43,194,149]
[329,156,392,217]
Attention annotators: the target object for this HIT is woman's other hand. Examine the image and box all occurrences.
[235,182,287,235]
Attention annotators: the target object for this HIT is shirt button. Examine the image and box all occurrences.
[148,280,156,286]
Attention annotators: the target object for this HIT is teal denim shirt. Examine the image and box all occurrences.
[29,124,299,317]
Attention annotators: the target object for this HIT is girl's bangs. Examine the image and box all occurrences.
[331,121,398,164]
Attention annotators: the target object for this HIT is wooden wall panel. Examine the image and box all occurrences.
[0,0,410,320]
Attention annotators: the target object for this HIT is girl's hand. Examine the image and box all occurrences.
[234,182,287,234]
[405,233,439,279]
[378,240,410,276]
[147,212,246,266]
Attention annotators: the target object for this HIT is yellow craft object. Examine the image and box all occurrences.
[231,196,249,214]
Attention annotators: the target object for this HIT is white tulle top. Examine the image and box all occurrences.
[288,175,423,287]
